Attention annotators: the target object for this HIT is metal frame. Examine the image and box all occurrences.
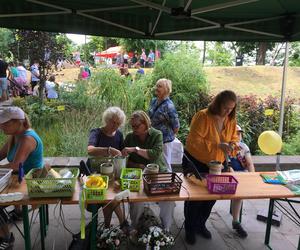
[265,198,300,250]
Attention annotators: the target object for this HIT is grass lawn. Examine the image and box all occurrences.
[55,66,300,100]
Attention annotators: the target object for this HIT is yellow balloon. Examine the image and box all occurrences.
[258,131,282,155]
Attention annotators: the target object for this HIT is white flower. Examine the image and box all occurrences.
[115,239,120,246]
[161,241,165,246]
[154,246,160,250]
[156,241,160,246]
[143,238,148,244]
[153,231,159,237]
[147,235,151,241]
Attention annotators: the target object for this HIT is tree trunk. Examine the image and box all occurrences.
[256,42,268,65]
[202,41,206,64]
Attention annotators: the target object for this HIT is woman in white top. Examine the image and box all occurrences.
[45,75,58,99]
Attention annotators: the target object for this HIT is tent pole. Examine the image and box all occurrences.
[276,41,289,171]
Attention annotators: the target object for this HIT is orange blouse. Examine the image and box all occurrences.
[186,108,238,165]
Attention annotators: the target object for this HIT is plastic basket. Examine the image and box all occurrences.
[120,168,142,192]
[25,168,79,198]
[207,174,238,194]
[0,169,13,193]
[84,175,109,201]
[143,172,182,195]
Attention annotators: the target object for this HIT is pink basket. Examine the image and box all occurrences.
[207,174,238,194]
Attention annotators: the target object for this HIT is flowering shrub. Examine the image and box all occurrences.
[97,226,127,250]
[138,226,175,250]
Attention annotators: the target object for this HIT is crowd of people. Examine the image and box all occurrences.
[0,76,255,248]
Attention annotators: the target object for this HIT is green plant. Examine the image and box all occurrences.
[282,131,300,155]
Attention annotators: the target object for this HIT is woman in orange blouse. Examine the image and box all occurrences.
[184,90,239,245]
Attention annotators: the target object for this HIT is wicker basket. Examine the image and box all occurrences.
[143,172,182,195]
[207,174,238,194]
[84,175,109,201]
[25,168,79,198]
[120,168,142,192]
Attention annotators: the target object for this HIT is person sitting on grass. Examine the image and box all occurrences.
[229,125,255,238]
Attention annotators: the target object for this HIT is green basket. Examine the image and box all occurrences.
[84,175,109,201]
[25,168,79,198]
[120,168,142,192]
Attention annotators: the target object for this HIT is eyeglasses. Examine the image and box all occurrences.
[131,123,142,129]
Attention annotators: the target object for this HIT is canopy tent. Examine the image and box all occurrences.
[95,46,123,58]
[1,0,300,169]
[0,0,300,42]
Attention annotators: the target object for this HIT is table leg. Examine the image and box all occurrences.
[39,205,46,250]
[22,205,31,250]
[90,204,98,250]
[46,204,49,226]
[264,199,274,246]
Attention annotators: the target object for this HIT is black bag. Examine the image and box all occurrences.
[68,223,91,250]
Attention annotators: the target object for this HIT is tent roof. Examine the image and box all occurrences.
[95,46,122,58]
[1,0,300,42]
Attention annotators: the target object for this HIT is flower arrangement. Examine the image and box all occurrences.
[97,226,127,250]
[138,226,175,250]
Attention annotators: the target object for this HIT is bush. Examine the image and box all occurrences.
[282,130,300,155]
[237,94,300,154]
[108,49,211,143]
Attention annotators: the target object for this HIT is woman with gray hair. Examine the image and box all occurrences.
[149,78,180,172]
[87,106,129,230]
[88,106,126,157]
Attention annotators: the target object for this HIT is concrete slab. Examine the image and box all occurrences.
[8,198,300,250]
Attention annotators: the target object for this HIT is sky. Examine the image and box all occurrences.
[66,34,89,45]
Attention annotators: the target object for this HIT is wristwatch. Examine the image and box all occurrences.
[135,146,140,153]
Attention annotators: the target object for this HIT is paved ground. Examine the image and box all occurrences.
[9,198,299,250]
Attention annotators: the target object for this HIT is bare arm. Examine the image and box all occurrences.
[121,147,150,160]
[87,145,121,157]
[1,136,36,171]
[245,154,255,172]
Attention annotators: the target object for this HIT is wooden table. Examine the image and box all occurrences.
[62,172,297,250]
[1,173,298,250]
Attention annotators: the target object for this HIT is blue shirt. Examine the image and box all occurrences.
[88,128,124,150]
[7,130,44,174]
[149,97,180,143]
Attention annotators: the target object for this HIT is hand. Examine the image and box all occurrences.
[109,148,122,157]
[121,147,136,156]
[219,142,233,154]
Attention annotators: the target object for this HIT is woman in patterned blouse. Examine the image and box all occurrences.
[148,78,180,172]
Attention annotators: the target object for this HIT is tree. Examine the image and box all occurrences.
[231,42,275,65]
[0,28,15,60]
[117,38,168,55]
[11,30,63,103]
[289,42,300,66]
[206,42,233,66]
[56,34,75,60]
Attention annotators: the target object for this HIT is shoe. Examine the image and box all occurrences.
[196,226,212,239]
[185,230,196,245]
[232,222,248,238]
[0,233,15,250]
